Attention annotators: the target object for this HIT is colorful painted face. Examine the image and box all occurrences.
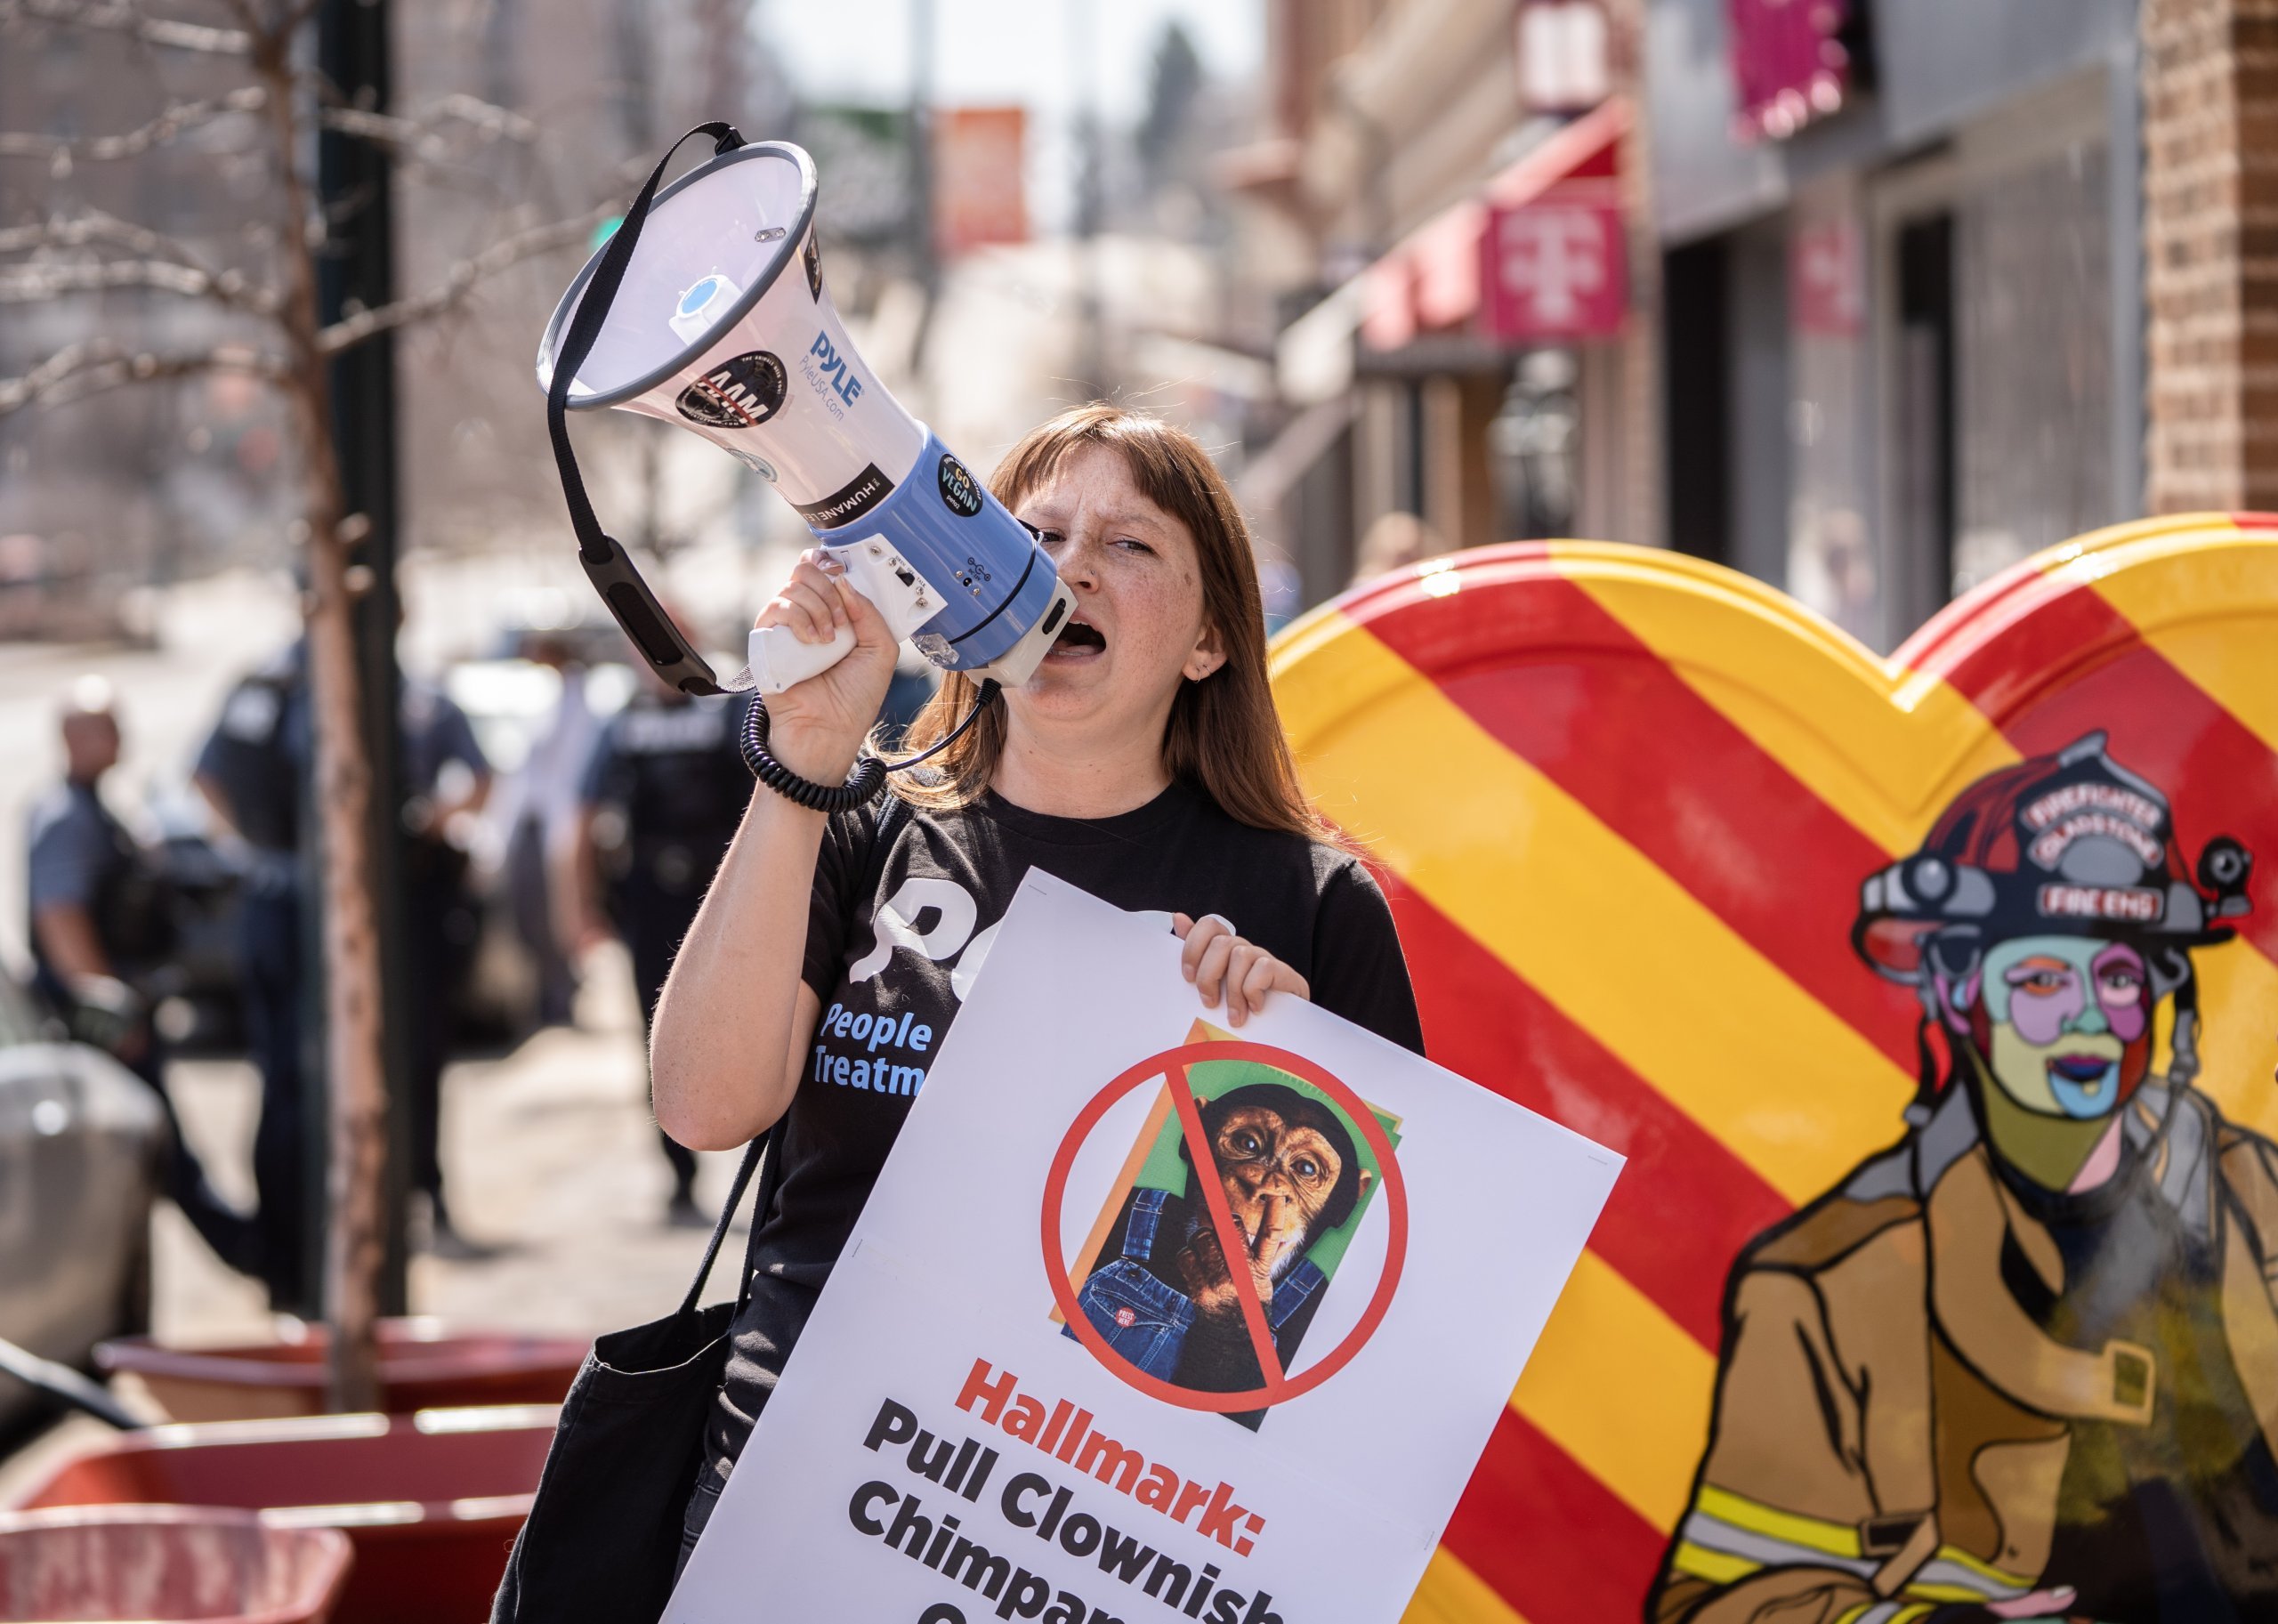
[1976,934,2153,1119]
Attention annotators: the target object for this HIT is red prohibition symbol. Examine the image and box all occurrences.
[1041,1040,1409,1413]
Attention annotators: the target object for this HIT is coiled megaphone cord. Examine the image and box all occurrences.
[741,681,1002,812]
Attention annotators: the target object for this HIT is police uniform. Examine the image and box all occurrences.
[398,681,489,1230]
[197,648,489,1301]
[579,690,752,1208]
[27,773,256,1271]
[196,648,312,1310]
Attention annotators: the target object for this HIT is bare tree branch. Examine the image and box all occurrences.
[0,338,287,416]
[316,203,610,355]
[317,91,540,155]
[0,256,277,312]
[0,86,267,167]
[0,208,219,272]
[0,0,252,55]
[0,207,278,311]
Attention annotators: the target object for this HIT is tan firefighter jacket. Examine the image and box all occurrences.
[1648,1080,2278,1624]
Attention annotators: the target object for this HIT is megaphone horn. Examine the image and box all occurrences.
[537,125,1076,723]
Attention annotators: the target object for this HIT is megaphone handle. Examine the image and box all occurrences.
[748,620,857,694]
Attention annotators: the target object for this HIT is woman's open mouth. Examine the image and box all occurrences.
[1046,617,1106,661]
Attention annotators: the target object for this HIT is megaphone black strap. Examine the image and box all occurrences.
[546,121,747,699]
[739,680,1001,812]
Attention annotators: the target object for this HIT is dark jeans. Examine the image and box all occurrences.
[240,885,313,1313]
[675,1468,726,1579]
[126,1039,259,1273]
[403,862,475,1212]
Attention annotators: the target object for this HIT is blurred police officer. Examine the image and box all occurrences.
[197,642,492,1300]
[30,677,259,1273]
[561,675,751,1225]
[397,678,490,1248]
[195,643,315,1311]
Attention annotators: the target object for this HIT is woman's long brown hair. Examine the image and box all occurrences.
[889,403,1330,842]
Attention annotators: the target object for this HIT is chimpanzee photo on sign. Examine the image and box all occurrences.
[1061,1027,1399,1431]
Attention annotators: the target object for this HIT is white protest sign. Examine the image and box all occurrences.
[667,869,1623,1624]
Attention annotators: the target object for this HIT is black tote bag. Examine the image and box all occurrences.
[489,1123,777,1624]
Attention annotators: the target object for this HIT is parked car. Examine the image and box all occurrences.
[0,974,165,1442]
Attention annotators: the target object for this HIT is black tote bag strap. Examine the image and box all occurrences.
[676,1121,778,1318]
[547,120,746,698]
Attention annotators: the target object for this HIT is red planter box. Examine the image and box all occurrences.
[0,1506,352,1624]
[96,1320,587,1421]
[8,1409,553,1624]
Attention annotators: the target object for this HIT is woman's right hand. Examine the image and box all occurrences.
[753,548,901,782]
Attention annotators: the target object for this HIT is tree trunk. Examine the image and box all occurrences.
[307,521,387,1414]
[254,27,388,1415]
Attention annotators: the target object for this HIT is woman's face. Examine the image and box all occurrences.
[1008,441,1222,737]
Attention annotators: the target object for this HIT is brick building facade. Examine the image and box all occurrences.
[2142,0,2278,513]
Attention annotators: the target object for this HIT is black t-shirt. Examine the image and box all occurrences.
[706,778,1422,1472]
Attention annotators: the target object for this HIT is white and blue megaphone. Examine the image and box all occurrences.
[537,124,1075,699]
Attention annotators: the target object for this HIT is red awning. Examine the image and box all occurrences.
[1361,97,1629,351]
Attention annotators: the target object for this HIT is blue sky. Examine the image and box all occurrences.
[755,0,1265,230]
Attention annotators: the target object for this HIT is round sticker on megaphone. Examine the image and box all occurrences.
[675,349,787,430]
[937,452,985,518]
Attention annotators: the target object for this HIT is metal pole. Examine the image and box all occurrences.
[316,0,411,1318]
[909,0,939,372]
[1070,0,1104,395]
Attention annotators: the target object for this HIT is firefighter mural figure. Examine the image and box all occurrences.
[1652,732,2278,1623]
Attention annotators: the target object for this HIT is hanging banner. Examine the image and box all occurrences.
[934,107,1029,259]
[1481,200,1627,342]
[666,871,1622,1623]
[1726,0,1856,141]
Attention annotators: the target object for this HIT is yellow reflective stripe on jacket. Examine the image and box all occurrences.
[1693,1484,1865,1558]
[1678,1483,1877,1588]
[1683,1486,2035,1610]
[1670,1539,1761,1586]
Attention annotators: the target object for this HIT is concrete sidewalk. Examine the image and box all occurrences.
[158,940,751,1349]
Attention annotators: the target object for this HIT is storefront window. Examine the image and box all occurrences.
[1951,139,2112,593]
[1785,198,1878,645]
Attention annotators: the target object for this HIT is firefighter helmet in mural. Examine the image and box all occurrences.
[1857,731,2251,1113]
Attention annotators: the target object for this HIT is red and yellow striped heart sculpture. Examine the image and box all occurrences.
[1270,514,2278,1624]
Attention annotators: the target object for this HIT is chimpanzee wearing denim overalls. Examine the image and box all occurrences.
[1070,1186,1330,1382]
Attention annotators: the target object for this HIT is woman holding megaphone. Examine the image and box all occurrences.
[647,404,1425,1562]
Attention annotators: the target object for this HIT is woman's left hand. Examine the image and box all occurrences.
[1173,913,1310,1027]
